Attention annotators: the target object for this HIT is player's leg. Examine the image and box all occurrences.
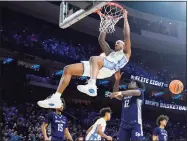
[77,56,103,96]
[131,124,143,141]
[37,63,84,108]
[56,63,84,94]
[89,56,104,79]
[117,127,131,141]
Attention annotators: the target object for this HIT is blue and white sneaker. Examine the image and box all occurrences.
[77,84,97,97]
[37,94,62,109]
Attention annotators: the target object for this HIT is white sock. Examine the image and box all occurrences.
[89,79,96,85]
[55,92,61,97]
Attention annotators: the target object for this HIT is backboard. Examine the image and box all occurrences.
[59,1,111,29]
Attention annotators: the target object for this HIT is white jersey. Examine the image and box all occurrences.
[101,49,128,71]
[85,118,106,141]
[82,50,128,79]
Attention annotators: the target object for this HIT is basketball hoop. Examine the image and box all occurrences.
[95,2,124,33]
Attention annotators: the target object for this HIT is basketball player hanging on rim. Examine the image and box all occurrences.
[38,9,131,109]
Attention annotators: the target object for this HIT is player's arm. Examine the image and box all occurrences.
[113,89,141,97]
[97,124,112,140]
[152,128,159,141]
[98,31,113,56]
[64,128,73,141]
[152,135,158,141]
[41,122,49,140]
[86,125,93,135]
[42,113,53,140]
[113,71,121,92]
[112,71,124,100]
[123,10,131,60]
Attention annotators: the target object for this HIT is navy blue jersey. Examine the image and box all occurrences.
[153,127,168,141]
[44,112,68,139]
[121,88,144,125]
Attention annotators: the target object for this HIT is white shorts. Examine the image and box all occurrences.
[81,61,116,79]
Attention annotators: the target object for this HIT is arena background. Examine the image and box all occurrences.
[0,1,187,141]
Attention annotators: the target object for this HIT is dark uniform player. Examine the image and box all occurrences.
[110,80,145,141]
[153,115,168,141]
[41,99,72,141]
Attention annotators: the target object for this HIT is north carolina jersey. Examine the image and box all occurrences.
[153,127,168,141]
[44,112,68,140]
[85,118,106,141]
[102,50,128,71]
[121,88,144,125]
[82,50,128,79]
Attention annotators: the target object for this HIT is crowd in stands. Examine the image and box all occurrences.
[0,101,186,141]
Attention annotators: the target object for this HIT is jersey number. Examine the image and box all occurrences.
[124,100,130,108]
[58,124,64,132]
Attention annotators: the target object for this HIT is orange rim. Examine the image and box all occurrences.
[94,2,124,19]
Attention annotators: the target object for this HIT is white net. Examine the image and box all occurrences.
[97,3,124,33]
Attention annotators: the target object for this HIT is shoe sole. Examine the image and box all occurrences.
[77,86,97,97]
[85,92,97,97]
[37,101,61,109]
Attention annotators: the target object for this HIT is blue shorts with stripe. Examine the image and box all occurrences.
[117,123,143,141]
